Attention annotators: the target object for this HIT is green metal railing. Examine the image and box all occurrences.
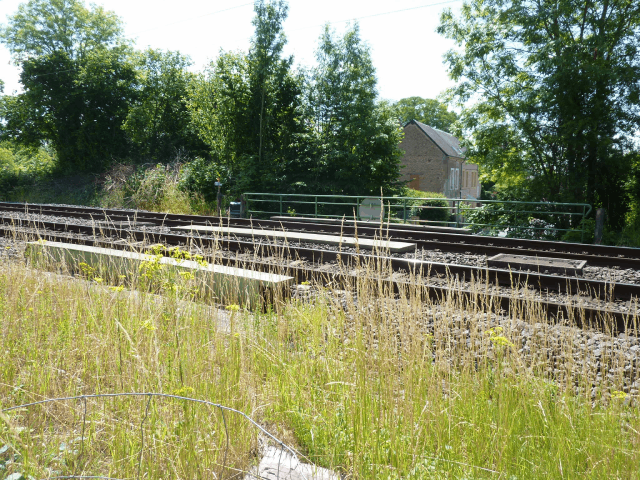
[243,193,593,242]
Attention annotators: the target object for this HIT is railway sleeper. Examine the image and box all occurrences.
[24,240,293,310]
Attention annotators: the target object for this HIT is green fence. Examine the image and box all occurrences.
[243,193,593,242]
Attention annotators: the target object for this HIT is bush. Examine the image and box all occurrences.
[0,141,56,200]
[402,188,451,224]
[100,162,214,214]
[463,201,562,240]
[179,157,229,204]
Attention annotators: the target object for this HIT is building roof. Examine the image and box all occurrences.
[408,120,466,159]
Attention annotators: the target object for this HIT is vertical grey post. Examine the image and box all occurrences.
[581,205,586,243]
[403,198,407,224]
[455,199,460,228]
[594,208,606,244]
[314,196,318,218]
[279,195,283,216]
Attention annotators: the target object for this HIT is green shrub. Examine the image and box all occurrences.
[179,157,229,204]
[402,188,451,224]
[562,218,595,243]
[100,162,214,214]
[0,141,56,200]
[463,201,562,240]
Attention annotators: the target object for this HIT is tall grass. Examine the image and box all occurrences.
[0,236,639,479]
[100,162,214,215]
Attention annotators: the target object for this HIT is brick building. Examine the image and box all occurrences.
[398,120,480,199]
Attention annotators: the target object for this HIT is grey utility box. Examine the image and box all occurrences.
[229,202,243,218]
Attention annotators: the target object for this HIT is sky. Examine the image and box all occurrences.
[0,0,464,102]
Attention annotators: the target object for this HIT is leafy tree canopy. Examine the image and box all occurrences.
[124,49,207,161]
[188,0,303,195]
[439,0,640,229]
[0,0,125,62]
[393,96,458,132]
[298,23,404,196]
[0,0,135,171]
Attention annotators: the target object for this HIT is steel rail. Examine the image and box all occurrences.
[0,223,635,334]
[1,217,638,300]
[1,202,639,267]
[1,216,639,300]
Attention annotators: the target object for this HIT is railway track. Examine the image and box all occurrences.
[1,200,638,268]
[0,202,639,333]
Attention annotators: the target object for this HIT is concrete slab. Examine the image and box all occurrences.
[91,221,157,228]
[488,253,586,275]
[270,216,469,234]
[244,446,339,480]
[25,241,293,309]
[172,225,416,253]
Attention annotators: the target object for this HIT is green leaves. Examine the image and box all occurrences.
[392,97,458,133]
[440,0,640,229]
[188,1,303,195]
[0,0,125,62]
[303,24,403,196]
[0,0,135,172]
[124,49,205,161]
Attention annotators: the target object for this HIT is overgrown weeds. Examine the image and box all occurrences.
[100,162,214,215]
[0,236,639,479]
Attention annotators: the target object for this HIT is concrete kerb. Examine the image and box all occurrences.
[488,253,587,276]
[25,240,294,310]
[171,225,417,254]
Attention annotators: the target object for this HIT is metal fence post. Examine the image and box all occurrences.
[455,200,460,228]
[581,205,586,243]
[279,195,283,216]
[403,198,407,223]
[315,196,318,218]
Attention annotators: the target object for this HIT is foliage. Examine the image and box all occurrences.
[188,0,302,196]
[1,0,136,172]
[464,201,563,240]
[178,156,229,204]
[188,51,250,169]
[243,0,302,192]
[100,162,213,214]
[392,96,458,132]
[297,24,404,196]
[439,0,640,231]
[0,0,125,61]
[401,188,450,223]
[124,49,207,161]
[0,140,55,198]
[562,218,596,244]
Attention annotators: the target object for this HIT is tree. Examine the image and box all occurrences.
[2,47,136,171]
[0,0,125,61]
[188,51,251,167]
[240,0,302,192]
[188,0,302,194]
[124,49,207,160]
[393,96,458,132]
[0,0,136,171]
[300,23,404,195]
[439,0,640,229]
